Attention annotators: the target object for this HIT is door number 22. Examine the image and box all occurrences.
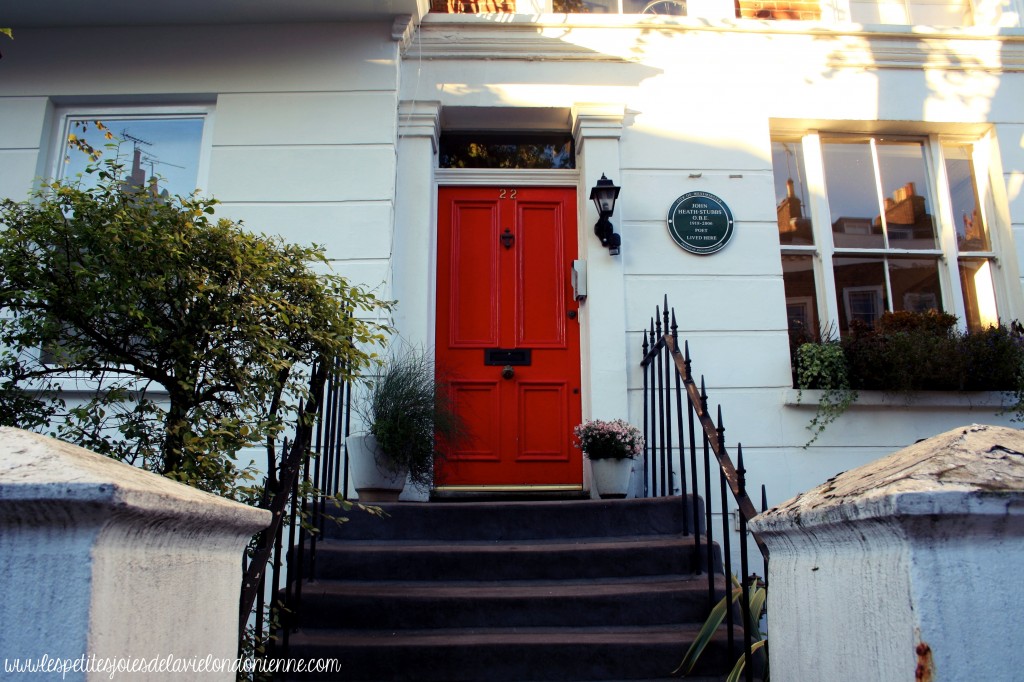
[498,189,518,200]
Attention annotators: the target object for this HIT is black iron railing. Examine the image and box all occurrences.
[238,355,354,660]
[640,296,769,682]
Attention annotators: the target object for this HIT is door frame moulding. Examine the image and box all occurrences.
[435,168,579,187]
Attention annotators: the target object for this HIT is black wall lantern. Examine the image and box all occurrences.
[590,173,621,255]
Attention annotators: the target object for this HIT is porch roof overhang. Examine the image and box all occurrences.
[3,0,427,28]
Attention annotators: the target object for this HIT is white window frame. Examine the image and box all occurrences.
[777,129,1009,336]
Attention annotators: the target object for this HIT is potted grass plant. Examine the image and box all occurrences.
[574,418,644,499]
[347,347,464,501]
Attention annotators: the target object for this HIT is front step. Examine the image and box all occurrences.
[286,624,734,682]
[282,497,734,681]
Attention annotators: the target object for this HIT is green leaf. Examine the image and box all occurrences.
[725,639,767,682]
[673,578,741,676]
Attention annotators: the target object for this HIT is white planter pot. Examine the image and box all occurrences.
[346,433,407,502]
[590,457,633,499]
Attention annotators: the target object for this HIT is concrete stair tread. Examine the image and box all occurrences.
[301,575,718,599]
[314,534,703,552]
[288,623,710,646]
[322,496,705,542]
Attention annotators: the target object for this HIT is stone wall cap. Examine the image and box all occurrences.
[0,427,270,533]
[751,424,1024,532]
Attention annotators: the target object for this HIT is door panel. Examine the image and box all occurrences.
[436,186,582,488]
[517,202,566,348]
[449,202,501,348]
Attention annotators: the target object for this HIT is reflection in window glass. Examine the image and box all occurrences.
[439,133,574,169]
[944,143,990,252]
[959,258,999,331]
[824,139,885,249]
[888,257,942,313]
[554,0,685,12]
[834,256,887,329]
[62,116,204,199]
[823,138,936,249]
[782,255,819,336]
[875,141,936,249]
[773,141,814,246]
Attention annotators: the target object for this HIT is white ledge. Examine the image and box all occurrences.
[785,387,1012,410]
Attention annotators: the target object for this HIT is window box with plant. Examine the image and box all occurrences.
[793,311,1024,445]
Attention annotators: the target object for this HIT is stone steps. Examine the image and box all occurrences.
[281,496,738,681]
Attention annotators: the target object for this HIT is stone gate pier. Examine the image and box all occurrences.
[751,424,1024,682]
[0,427,270,680]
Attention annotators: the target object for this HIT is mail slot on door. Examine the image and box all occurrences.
[483,348,532,366]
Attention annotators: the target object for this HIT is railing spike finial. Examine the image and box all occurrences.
[662,298,670,337]
[737,443,746,490]
[716,405,725,450]
[761,484,768,513]
[682,339,692,381]
[654,305,663,336]
[670,309,678,340]
[642,327,649,355]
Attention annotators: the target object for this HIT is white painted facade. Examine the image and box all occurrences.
[3,2,1024,511]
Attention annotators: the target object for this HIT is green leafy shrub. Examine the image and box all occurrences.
[0,154,391,498]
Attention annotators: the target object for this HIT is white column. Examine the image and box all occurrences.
[393,100,441,348]
[573,103,636,499]
[572,103,629,426]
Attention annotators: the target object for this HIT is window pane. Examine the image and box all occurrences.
[63,116,204,199]
[944,143,990,251]
[823,140,886,249]
[889,256,942,314]
[773,141,814,246]
[908,0,973,26]
[439,133,575,169]
[553,0,687,12]
[875,140,937,249]
[959,258,999,331]
[634,0,687,13]
[834,256,887,331]
[782,254,819,337]
[555,0,613,11]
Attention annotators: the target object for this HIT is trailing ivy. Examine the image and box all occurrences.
[795,340,857,447]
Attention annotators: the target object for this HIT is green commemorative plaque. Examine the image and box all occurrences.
[667,191,735,255]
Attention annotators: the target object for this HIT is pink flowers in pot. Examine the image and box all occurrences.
[573,419,644,460]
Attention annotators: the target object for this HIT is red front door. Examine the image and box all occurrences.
[435,186,583,488]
